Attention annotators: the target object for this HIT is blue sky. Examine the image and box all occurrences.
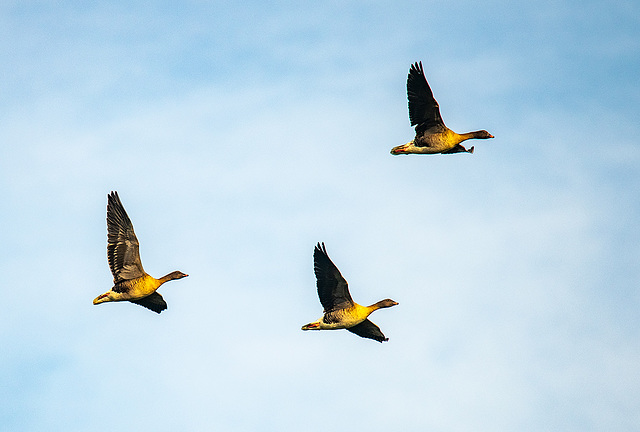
[1,1,639,431]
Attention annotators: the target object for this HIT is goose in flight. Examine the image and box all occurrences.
[391,61,493,155]
[93,191,188,313]
[301,243,398,342]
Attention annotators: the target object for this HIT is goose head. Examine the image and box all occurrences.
[163,271,189,281]
[170,271,189,280]
[473,130,494,139]
[372,299,399,309]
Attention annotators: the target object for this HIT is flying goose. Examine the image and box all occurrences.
[391,61,493,155]
[301,243,398,342]
[93,191,188,313]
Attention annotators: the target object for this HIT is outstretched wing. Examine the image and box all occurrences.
[407,61,445,133]
[313,243,354,313]
[107,191,145,284]
[347,319,388,342]
[130,292,167,314]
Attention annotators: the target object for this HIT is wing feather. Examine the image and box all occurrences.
[130,292,167,314]
[107,191,145,283]
[313,243,354,313]
[347,319,388,342]
[407,61,445,133]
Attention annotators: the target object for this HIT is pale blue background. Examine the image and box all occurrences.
[1,1,639,431]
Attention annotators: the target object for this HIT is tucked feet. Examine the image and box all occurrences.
[390,144,409,155]
[301,322,320,330]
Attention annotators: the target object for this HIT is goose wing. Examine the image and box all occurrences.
[347,319,388,342]
[314,242,354,312]
[130,292,167,314]
[107,191,145,284]
[407,61,445,133]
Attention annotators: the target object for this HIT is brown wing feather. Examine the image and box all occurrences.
[407,61,445,133]
[313,243,354,313]
[347,319,388,342]
[130,292,167,314]
[107,191,146,284]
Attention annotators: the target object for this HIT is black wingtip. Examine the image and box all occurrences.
[409,61,424,76]
[107,190,122,206]
[107,190,128,222]
[314,242,328,256]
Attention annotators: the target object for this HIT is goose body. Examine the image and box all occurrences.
[391,61,494,155]
[301,243,398,342]
[93,191,188,313]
